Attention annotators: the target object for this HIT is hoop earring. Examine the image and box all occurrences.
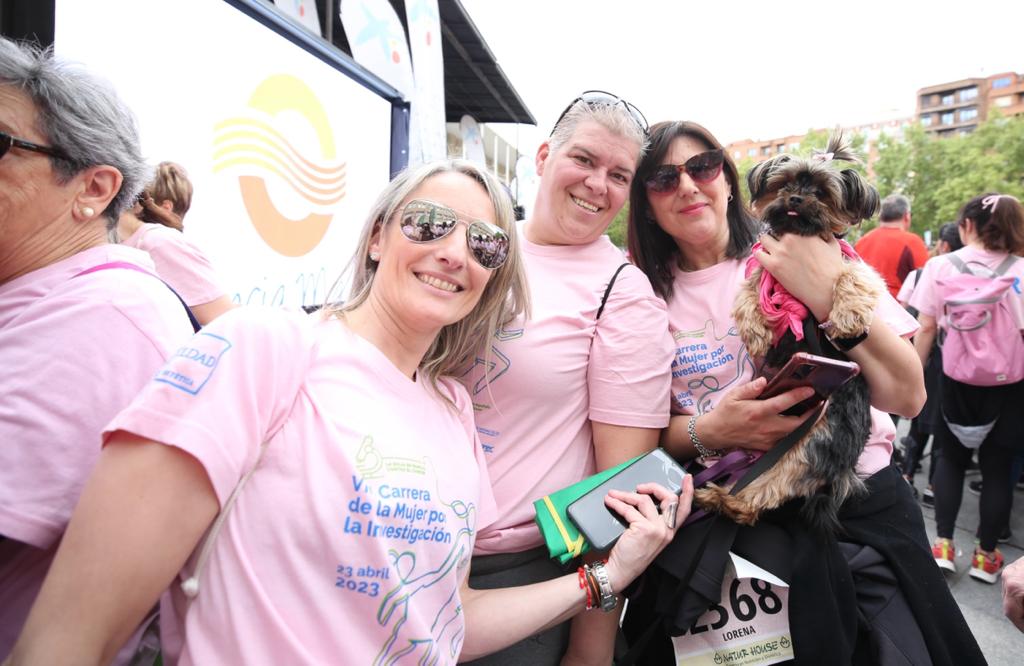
[727,194,733,202]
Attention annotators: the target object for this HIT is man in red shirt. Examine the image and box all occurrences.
[855,194,930,298]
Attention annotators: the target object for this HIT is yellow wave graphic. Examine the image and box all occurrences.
[214,120,345,206]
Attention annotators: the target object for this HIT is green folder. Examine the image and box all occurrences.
[532,454,644,564]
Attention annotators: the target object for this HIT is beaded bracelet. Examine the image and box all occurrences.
[688,414,719,459]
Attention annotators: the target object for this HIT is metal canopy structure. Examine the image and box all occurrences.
[329,0,535,125]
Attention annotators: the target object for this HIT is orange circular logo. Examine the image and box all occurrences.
[214,75,347,257]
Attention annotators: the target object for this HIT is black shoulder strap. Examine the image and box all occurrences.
[597,262,631,320]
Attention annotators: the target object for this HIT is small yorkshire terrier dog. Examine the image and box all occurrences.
[695,132,885,530]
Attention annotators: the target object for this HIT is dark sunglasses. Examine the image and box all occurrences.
[550,90,649,137]
[0,130,69,161]
[398,199,510,270]
[644,149,726,194]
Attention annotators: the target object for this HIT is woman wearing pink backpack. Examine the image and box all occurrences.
[910,193,1024,583]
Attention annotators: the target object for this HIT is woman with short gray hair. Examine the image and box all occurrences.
[0,37,195,661]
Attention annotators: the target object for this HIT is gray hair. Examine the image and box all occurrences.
[879,194,911,222]
[325,160,529,396]
[548,98,648,158]
[0,37,148,229]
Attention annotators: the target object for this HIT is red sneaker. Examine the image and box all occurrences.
[932,538,956,573]
[969,548,1004,584]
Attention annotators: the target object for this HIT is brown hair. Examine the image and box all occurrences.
[627,121,758,300]
[958,193,1024,254]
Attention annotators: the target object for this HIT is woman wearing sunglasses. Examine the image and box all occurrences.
[623,122,983,663]
[0,38,196,662]
[460,93,676,666]
[9,159,692,666]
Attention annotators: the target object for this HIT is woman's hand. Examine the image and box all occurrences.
[603,478,694,593]
[754,233,843,321]
[698,377,817,452]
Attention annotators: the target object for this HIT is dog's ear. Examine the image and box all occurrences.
[747,154,790,202]
[839,168,880,222]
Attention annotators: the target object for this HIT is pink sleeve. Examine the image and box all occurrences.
[140,226,226,307]
[103,308,316,506]
[896,270,917,306]
[588,266,673,428]
[876,291,919,338]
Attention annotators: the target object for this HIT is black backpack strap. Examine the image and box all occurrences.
[597,262,631,320]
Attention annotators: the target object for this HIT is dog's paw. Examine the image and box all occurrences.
[826,264,880,337]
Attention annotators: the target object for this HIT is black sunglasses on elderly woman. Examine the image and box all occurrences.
[644,149,726,194]
[0,130,69,161]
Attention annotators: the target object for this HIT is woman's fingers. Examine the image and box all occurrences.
[606,488,661,523]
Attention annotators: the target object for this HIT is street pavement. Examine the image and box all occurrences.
[900,421,1024,665]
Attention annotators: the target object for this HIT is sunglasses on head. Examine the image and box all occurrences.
[397,199,511,270]
[644,149,726,194]
[550,90,649,137]
[0,130,69,161]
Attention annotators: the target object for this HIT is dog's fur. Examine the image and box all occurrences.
[694,132,885,531]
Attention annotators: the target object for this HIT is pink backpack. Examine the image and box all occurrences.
[938,254,1024,386]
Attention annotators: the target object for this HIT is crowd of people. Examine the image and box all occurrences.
[2,36,1023,665]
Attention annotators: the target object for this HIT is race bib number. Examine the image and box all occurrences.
[671,553,793,666]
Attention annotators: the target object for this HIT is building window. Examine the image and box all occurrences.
[921,114,933,126]
[992,76,1012,89]
[995,96,1012,108]
[960,128,973,136]
[733,150,742,159]
[748,148,757,157]
[941,93,955,105]
[960,107,978,121]
[788,143,800,151]
[941,112,955,125]
[960,87,978,101]
[760,146,771,156]
[775,143,785,153]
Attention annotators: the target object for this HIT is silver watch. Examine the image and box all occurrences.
[590,561,617,613]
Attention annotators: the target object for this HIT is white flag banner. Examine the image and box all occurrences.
[460,115,486,166]
[273,0,322,36]
[405,0,446,165]
[341,0,414,100]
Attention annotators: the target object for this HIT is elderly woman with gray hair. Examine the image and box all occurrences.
[0,38,194,660]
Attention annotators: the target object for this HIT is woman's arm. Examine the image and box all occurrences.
[914,313,938,368]
[660,380,817,458]
[755,234,926,418]
[190,295,236,326]
[459,480,692,661]
[8,435,218,666]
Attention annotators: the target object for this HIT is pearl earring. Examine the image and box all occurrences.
[81,206,95,218]
[369,251,381,262]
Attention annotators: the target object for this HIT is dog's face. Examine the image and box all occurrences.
[758,161,856,240]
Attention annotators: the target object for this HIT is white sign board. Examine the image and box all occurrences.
[55,0,393,308]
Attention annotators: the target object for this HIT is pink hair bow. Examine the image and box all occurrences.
[811,151,834,163]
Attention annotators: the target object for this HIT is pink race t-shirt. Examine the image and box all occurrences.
[466,226,674,555]
[0,244,194,659]
[663,258,918,477]
[104,308,495,665]
[121,223,226,307]
[909,246,1024,328]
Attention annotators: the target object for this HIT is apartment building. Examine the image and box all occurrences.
[916,71,1024,136]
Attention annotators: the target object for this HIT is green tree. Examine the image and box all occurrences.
[606,202,629,249]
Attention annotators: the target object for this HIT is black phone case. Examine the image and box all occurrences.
[566,449,686,551]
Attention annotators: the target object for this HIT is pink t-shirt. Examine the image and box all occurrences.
[909,246,1024,328]
[466,227,674,555]
[122,223,226,307]
[0,244,194,659]
[104,308,495,665]
[663,258,918,477]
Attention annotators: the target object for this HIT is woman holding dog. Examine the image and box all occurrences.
[910,193,1024,584]
[8,159,691,665]
[621,121,983,664]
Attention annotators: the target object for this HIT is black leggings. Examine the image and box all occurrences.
[933,419,1015,551]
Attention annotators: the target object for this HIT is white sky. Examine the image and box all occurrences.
[459,0,1023,152]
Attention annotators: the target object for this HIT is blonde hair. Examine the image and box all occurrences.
[146,161,193,218]
[324,160,529,393]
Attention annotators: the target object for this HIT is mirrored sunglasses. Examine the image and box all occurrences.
[398,199,511,270]
[0,130,69,161]
[644,149,726,194]
[550,90,649,137]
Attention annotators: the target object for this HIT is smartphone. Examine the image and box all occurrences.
[566,448,686,551]
[759,352,860,416]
